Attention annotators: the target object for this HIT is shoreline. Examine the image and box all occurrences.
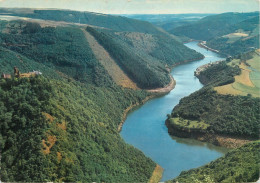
[118,74,176,132]
[197,41,220,54]
[165,119,254,149]
[147,75,176,93]
[148,164,164,183]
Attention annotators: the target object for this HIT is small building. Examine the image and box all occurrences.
[1,73,11,79]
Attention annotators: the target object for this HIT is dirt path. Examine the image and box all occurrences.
[82,29,139,90]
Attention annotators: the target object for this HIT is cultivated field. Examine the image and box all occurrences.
[215,51,260,97]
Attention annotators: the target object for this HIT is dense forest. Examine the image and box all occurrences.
[0,21,110,85]
[0,76,158,182]
[166,60,260,139]
[113,31,204,66]
[168,142,260,183]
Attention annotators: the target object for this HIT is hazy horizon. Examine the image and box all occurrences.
[0,0,259,14]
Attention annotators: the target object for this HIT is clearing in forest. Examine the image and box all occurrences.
[215,51,260,97]
[82,29,139,89]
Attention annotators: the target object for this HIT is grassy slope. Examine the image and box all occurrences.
[168,142,260,183]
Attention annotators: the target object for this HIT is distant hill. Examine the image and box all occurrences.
[206,16,259,56]
[169,12,259,56]
[168,142,260,183]
[122,14,212,33]
[0,8,163,34]
[170,12,259,41]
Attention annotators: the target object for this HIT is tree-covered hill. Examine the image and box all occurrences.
[0,37,158,181]
[0,20,112,86]
[166,59,260,144]
[0,75,157,182]
[167,142,260,183]
[86,26,170,89]
[111,31,204,66]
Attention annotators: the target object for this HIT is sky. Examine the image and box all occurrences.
[0,0,259,14]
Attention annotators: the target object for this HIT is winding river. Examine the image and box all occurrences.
[120,42,228,181]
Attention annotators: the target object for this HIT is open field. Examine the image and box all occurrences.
[169,117,210,131]
[215,52,260,97]
[223,32,249,43]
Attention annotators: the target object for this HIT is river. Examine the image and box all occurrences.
[120,41,228,181]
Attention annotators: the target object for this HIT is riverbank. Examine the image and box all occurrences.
[166,119,253,149]
[198,41,219,53]
[147,75,176,93]
[148,164,164,183]
[118,74,176,132]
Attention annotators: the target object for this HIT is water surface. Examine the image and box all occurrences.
[121,42,228,181]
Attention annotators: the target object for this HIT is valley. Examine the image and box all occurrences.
[0,6,259,183]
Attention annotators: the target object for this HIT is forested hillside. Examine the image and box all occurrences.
[87,27,203,88]
[0,76,157,182]
[166,58,260,144]
[112,31,204,66]
[168,142,260,183]
[86,26,170,89]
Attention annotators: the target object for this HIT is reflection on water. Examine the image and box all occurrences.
[171,135,229,154]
